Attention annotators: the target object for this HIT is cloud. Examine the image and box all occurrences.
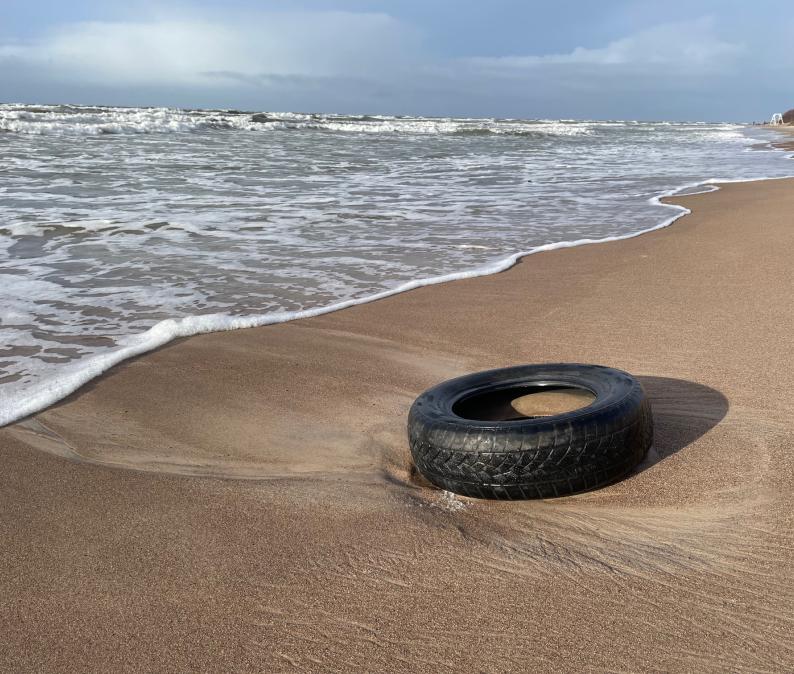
[465,18,743,75]
[0,11,421,87]
[0,10,773,120]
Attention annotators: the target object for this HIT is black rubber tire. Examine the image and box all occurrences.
[408,363,653,500]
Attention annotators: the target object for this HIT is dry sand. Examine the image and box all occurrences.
[2,178,794,672]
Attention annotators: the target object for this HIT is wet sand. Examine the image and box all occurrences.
[2,178,794,671]
[766,124,794,153]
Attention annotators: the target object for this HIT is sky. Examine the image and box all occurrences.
[0,1,792,121]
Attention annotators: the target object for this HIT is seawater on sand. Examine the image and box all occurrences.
[1,105,794,425]
[3,178,794,671]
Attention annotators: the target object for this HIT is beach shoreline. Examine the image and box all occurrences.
[4,172,793,429]
[2,177,794,670]
[2,121,793,429]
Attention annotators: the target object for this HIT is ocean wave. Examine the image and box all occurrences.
[0,104,607,137]
[0,104,755,139]
[6,173,794,428]
[1,110,792,427]
[0,105,238,135]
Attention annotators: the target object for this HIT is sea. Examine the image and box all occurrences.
[1,104,792,425]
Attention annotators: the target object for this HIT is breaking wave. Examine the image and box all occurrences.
[0,104,791,426]
[0,104,696,137]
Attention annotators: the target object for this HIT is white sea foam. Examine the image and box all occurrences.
[1,108,792,426]
[0,104,753,142]
[2,172,793,427]
[0,104,607,137]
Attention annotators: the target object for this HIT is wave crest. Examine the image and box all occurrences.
[0,104,608,137]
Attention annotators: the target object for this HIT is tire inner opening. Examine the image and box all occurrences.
[453,384,596,421]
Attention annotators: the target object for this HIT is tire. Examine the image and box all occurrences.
[408,363,653,500]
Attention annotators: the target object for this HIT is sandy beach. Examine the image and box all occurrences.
[2,176,794,671]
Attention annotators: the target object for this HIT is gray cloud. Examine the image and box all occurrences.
[466,18,742,71]
[0,8,789,121]
[0,11,423,85]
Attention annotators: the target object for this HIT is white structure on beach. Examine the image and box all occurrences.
[770,113,784,125]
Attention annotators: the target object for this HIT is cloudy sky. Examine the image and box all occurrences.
[1,0,791,120]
